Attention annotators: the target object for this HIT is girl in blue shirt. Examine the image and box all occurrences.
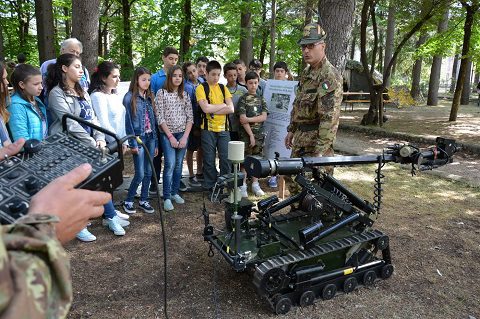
[8,64,47,142]
[123,67,158,214]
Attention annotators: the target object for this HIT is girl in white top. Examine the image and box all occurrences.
[89,61,127,150]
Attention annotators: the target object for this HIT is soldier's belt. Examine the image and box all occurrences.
[297,123,319,132]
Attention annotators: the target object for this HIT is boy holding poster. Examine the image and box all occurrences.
[237,71,269,197]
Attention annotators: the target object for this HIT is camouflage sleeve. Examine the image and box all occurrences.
[287,97,298,133]
[237,94,247,115]
[0,215,72,319]
[316,72,342,154]
[261,97,269,114]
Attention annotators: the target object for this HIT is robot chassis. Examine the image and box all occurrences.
[202,137,458,314]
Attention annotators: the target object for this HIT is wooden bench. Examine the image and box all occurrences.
[342,92,391,111]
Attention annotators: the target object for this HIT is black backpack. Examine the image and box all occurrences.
[200,82,229,131]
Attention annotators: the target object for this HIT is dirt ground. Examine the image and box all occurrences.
[66,101,480,319]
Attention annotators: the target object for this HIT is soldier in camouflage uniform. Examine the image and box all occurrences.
[238,71,269,196]
[0,139,110,318]
[285,23,343,194]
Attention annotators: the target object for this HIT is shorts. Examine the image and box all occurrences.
[187,126,202,151]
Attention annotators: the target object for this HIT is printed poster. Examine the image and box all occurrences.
[263,79,298,159]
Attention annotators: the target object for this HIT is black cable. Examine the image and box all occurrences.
[134,136,169,319]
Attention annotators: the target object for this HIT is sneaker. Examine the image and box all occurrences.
[123,201,136,214]
[189,176,202,187]
[103,215,130,228]
[163,199,174,211]
[240,185,248,198]
[172,194,185,204]
[139,201,155,214]
[195,174,204,182]
[76,228,96,242]
[106,218,126,236]
[179,180,188,192]
[252,182,265,197]
[268,176,278,188]
[115,210,129,220]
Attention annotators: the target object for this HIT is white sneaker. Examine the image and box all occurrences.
[252,182,265,197]
[103,215,130,227]
[115,209,129,220]
[240,185,248,198]
[172,194,185,204]
[164,199,174,211]
[106,218,126,236]
[76,228,96,242]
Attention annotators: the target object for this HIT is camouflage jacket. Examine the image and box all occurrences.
[0,215,72,319]
[287,57,342,153]
[237,93,269,142]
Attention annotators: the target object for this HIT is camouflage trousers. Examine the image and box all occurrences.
[285,130,335,195]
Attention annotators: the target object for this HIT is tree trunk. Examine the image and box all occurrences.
[427,9,449,106]
[450,2,478,121]
[72,0,100,74]
[350,29,356,60]
[410,34,427,100]
[460,59,472,105]
[0,17,5,61]
[64,7,71,38]
[318,0,355,73]
[259,0,268,65]
[119,0,134,80]
[268,0,276,77]
[240,1,253,65]
[179,0,192,61]
[450,53,459,94]
[34,0,56,64]
[383,1,395,87]
[378,30,383,72]
[98,22,103,56]
[474,71,479,88]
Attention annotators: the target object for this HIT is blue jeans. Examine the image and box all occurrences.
[103,200,116,219]
[201,130,230,190]
[126,133,157,202]
[160,132,187,199]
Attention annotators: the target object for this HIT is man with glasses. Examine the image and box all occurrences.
[284,23,342,194]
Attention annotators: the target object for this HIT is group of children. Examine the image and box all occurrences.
[0,38,292,242]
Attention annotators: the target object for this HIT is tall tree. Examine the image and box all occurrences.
[8,0,33,52]
[240,0,253,64]
[318,0,356,73]
[64,7,71,38]
[119,0,134,79]
[0,17,5,61]
[427,9,449,106]
[410,34,428,100]
[450,53,459,93]
[460,59,473,105]
[179,0,192,61]
[450,0,479,121]
[259,0,269,65]
[72,0,100,73]
[268,0,277,77]
[34,0,56,64]
[383,1,395,87]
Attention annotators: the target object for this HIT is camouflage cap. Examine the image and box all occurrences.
[298,23,327,45]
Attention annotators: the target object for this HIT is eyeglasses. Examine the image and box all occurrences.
[301,42,324,50]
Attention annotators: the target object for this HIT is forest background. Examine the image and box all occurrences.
[0,0,479,125]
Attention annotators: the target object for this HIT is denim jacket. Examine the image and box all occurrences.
[123,91,158,149]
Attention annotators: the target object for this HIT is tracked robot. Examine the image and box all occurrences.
[203,137,458,314]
